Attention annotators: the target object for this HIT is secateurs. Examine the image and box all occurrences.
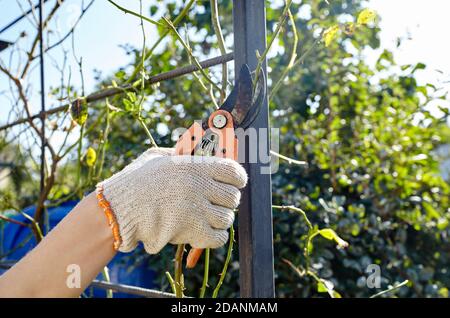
[175,64,266,269]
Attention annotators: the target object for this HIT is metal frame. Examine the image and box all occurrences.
[1,0,275,298]
[0,262,178,298]
[0,1,50,52]
[0,0,50,35]
[38,0,46,222]
[233,0,274,298]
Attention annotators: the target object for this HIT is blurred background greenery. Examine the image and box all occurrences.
[1,0,449,297]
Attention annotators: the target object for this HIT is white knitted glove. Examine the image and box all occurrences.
[97,147,247,254]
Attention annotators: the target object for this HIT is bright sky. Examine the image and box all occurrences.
[0,0,449,123]
[368,0,450,94]
[0,0,155,118]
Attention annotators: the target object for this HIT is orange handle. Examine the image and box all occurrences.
[175,110,238,269]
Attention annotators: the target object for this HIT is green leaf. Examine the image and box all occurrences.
[439,287,449,298]
[412,62,426,73]
[332,290,342,298]
[106,100,123,112]
[126,92,137,103]
[437,218,449,230]
[319,229,349,248]
[306,240,314,254]
[70,98,88,125]
[317,279,336,298]
[149,5,158,16]
[351,223,360,236]
[401,64,412,71]
[423,202,440,220]
[317,281,328,293]
[85,147,97,167]
[319,228,335,240]
[357,9,377,25]
[323,25,339,47]
[123,99,135,112]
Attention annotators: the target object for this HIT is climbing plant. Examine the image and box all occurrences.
[1,0,449,298]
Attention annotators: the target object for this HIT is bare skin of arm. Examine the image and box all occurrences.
[0,192,116,297]
[0,149,246,298]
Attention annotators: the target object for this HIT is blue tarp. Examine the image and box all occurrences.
[0,201,156,297]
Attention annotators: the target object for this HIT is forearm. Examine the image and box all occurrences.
[0,192,117,297]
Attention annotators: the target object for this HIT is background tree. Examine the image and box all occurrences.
[85,0,449,297]
[1,0,449,297]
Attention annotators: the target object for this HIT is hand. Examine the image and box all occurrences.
[98,148,247,254]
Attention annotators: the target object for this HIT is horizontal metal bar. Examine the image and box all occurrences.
[0,0,50,35]
[233,0,274,298]
[91,280,177,298]
[0,40,13,52]
[0,263,15,269]
[0,162,15,168]
[0,52,234,132]
[0,262,176,298]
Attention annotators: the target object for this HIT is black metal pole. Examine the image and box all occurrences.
[38,0,46,214]
[0,53,234,132]
[232,0,275,297]
[0,0,50,35]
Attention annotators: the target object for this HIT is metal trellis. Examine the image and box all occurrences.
[233,0,274,298]
[38,0,46,225]
[1,0,275,298]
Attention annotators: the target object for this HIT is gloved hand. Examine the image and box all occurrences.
[97,147,247,254]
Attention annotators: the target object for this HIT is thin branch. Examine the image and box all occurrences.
[273,204,313,272]
[165,271,177,295]
[254,0,293,86]
[273,205,313,229]
[0,63,56,160]
[0,53,234,132]
[20,0,65,79]
[282,258,339,298]
[3,201,43,241]
[59,108,106,160]
[16,0,38,28]
[282,258,306,277]
[138,0,146,115]
[210,0,227,103]
[0,215,29,228]
[135,0,158,148]
[270,35,323,100]
[270,150,307,166]
[269,8,298,101]
[183,29,218,108]
[125,0,196,84]
[96,102,112,179]
[137,117,158,148]
[101,267,113,298]
[199,248,210,298]
[370,280,409,298]
[106,0,163,27]
[174,244,185,298]
[32,0,95,60]
[162,17,221,92]
[212,225,235,298]
[183,26,207,91]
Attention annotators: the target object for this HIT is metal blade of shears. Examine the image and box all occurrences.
[214,64,266,130]
[184,64,266,269]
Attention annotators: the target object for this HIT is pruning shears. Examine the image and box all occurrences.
[175,64,266,269]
